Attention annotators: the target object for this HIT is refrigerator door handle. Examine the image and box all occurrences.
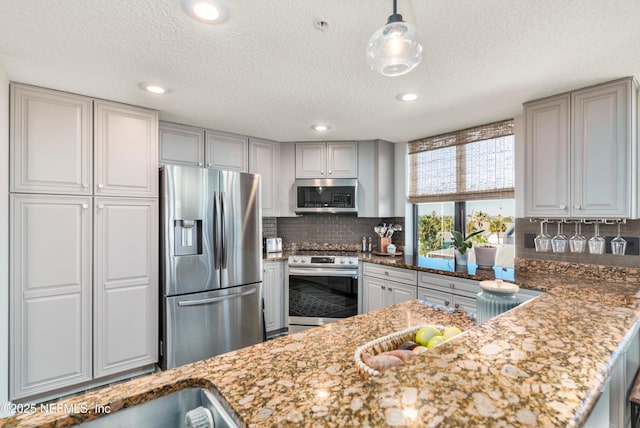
[220,191,228,269]
[177,288,257,307]
[213,191,221,270]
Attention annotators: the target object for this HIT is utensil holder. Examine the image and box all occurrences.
[379,237,391,253]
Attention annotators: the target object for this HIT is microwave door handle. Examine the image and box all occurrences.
[220,191,227,269]
[213,191,221,270]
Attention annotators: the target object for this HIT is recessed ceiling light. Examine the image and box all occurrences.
[311,124,331,132]
[138,82,172,94]
[181,0,229,24]
[396,92,420,102]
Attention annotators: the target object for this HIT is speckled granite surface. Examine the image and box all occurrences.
[3,283,640,428]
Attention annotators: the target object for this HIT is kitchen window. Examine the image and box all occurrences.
[409,120,515,260]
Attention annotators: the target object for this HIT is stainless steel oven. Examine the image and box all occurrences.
[286,255,361,333]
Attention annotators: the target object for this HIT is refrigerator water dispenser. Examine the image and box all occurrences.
[174,219,203,256]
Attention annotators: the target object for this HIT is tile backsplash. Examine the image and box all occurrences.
[262,215,405,251]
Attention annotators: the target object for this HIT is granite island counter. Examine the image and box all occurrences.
[2,278,640,427]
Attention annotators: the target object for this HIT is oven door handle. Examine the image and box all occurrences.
[288,267,358,277]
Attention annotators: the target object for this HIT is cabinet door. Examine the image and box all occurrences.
[295,143,326,178]
[263,261,284,332]
[10,84,92,195]
[159,122,205,167]
[94,101,158,197]
[205,131,248,172]
[418,287,453,308]
[524,94,570,217]
[10,194,92,400]
[363,276,387,312]
[94,198,158,378]
[453,295,476,314]
[572,80,630,217]
[327,142,358,178]
[249,138,279,216]
[387,281,416,305]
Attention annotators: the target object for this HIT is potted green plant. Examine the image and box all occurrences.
[451,229,485,266]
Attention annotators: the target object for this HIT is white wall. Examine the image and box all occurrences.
[0,65,10,416]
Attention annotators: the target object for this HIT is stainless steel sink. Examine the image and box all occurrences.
[80,387,239,428]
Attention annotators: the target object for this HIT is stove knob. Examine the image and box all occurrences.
[340,259,345,264]
[348,259,354,264]
[293,258,299,263]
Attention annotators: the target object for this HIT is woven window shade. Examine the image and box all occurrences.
[408,119,515,203]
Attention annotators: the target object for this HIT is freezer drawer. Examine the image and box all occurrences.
[161,282,263,370]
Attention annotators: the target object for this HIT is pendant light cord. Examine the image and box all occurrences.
[393,0,397,15]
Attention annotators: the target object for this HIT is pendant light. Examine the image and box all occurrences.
[366,0,424,77]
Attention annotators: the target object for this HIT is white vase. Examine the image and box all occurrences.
[454,249,468,266]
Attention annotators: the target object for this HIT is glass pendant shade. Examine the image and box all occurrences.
[366,18,423,77]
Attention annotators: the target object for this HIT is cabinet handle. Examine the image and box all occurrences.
[559,204,566,210]
[207,163,212,167]
[574,204,581,210]
[82,204,88,209]
[328,170,332,175]
[320,170,324,175]
[97,184,104,189]
[384,271,389,275]
[198,162,203,166]
[381,285,386,290]
[449,283,455,288]
[82,183,89,188]
[97,204,104,209]
[454,303,460,309]
[444,300,450,306]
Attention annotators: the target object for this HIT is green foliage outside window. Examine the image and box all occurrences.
[417,211,453,256]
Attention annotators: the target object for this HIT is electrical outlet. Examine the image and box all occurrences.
[524,233,536,249]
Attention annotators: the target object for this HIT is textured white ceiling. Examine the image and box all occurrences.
[1,0,639,143]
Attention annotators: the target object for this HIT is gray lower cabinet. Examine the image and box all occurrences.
[418,273,479,314]
[263,261,285,334]
[10,194,93,400]
[93,198,158,378]
[362,263,417,312]
[609,321,640,428]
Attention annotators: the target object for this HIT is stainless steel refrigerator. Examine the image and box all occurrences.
[159,165,263,370]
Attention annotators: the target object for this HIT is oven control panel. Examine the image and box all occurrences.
[288,255,358,267]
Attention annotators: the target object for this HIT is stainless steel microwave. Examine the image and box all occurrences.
[294,178,358,214]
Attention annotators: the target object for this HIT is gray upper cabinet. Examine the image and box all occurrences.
[249,138,279,217]
[524,94,571,217]
[94,100,159,198]
[524,77,639,218]
[159,121,205,167]
[357,140,395,217]
[10,84,93,195]
[205,130,248,172]
[295,141,358,178]
[10,194,93,400]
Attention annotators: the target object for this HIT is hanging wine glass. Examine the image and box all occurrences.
[611,221,627,255]
[551,222,569,253]
[569,222,587,253]
[534,221,551,252]
[588,222,605,255]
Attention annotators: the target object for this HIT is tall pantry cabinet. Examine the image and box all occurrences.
[9,84,158,400]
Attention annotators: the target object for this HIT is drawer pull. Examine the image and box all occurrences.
[454,303,460,309]
[449,283,455,288]
[444,300,450,306]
